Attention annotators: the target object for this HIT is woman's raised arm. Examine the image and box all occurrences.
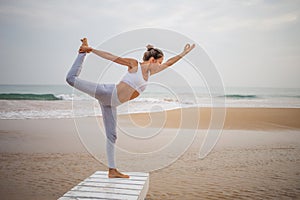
[151,43,195,75]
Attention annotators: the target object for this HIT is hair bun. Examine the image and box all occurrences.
[146,44,154,51]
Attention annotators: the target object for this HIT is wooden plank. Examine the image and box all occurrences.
[72,185,141,195]
[63,190,138,200]
[58,171,149,200]
[78,181,144,190]
[90,174,148,181]
[95,171,149,177]
[84,177,145,185]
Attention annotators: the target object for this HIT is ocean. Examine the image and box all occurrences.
[0,85,299,119]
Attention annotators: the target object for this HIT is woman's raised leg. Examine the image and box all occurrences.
[66,53,99,98]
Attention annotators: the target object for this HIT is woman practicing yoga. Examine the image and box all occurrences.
[66,38,195,178]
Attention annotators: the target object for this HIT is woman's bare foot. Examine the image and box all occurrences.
[78,38,92,53]
[108,168,130,178]
[81,38,89,46]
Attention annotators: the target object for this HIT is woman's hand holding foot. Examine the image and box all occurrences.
[79,45,93,53]
[78,38,93,53]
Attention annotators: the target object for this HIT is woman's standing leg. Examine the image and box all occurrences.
[100,104,117,168]
[100,104,129,178]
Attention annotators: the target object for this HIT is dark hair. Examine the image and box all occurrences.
[143,44,164,61]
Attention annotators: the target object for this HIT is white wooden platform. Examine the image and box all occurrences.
[58,171,149,200]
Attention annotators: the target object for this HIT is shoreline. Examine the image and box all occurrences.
[119,107,300,130]
[1,107,300,130]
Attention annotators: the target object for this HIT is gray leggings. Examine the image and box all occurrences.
[66,53,121,168]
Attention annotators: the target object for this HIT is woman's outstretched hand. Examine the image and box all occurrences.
[183,43,195,55]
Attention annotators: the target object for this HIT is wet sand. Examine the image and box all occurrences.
[0,107,299,199]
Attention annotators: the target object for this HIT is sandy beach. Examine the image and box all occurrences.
[0,107,300,199]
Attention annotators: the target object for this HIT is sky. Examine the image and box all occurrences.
[0,0,299,88]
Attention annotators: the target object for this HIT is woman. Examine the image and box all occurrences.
[66,38,195,178]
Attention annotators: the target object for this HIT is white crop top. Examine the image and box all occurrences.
[121,63,150,93]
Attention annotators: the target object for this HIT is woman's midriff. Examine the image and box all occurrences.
[116,81,140,103]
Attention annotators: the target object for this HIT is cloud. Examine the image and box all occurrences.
[169,0,300,33]
[204,12,298,32]
[259,12,298,29]
[1,0,298,33]
[0,2,80,29]
[0,0,299,87]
